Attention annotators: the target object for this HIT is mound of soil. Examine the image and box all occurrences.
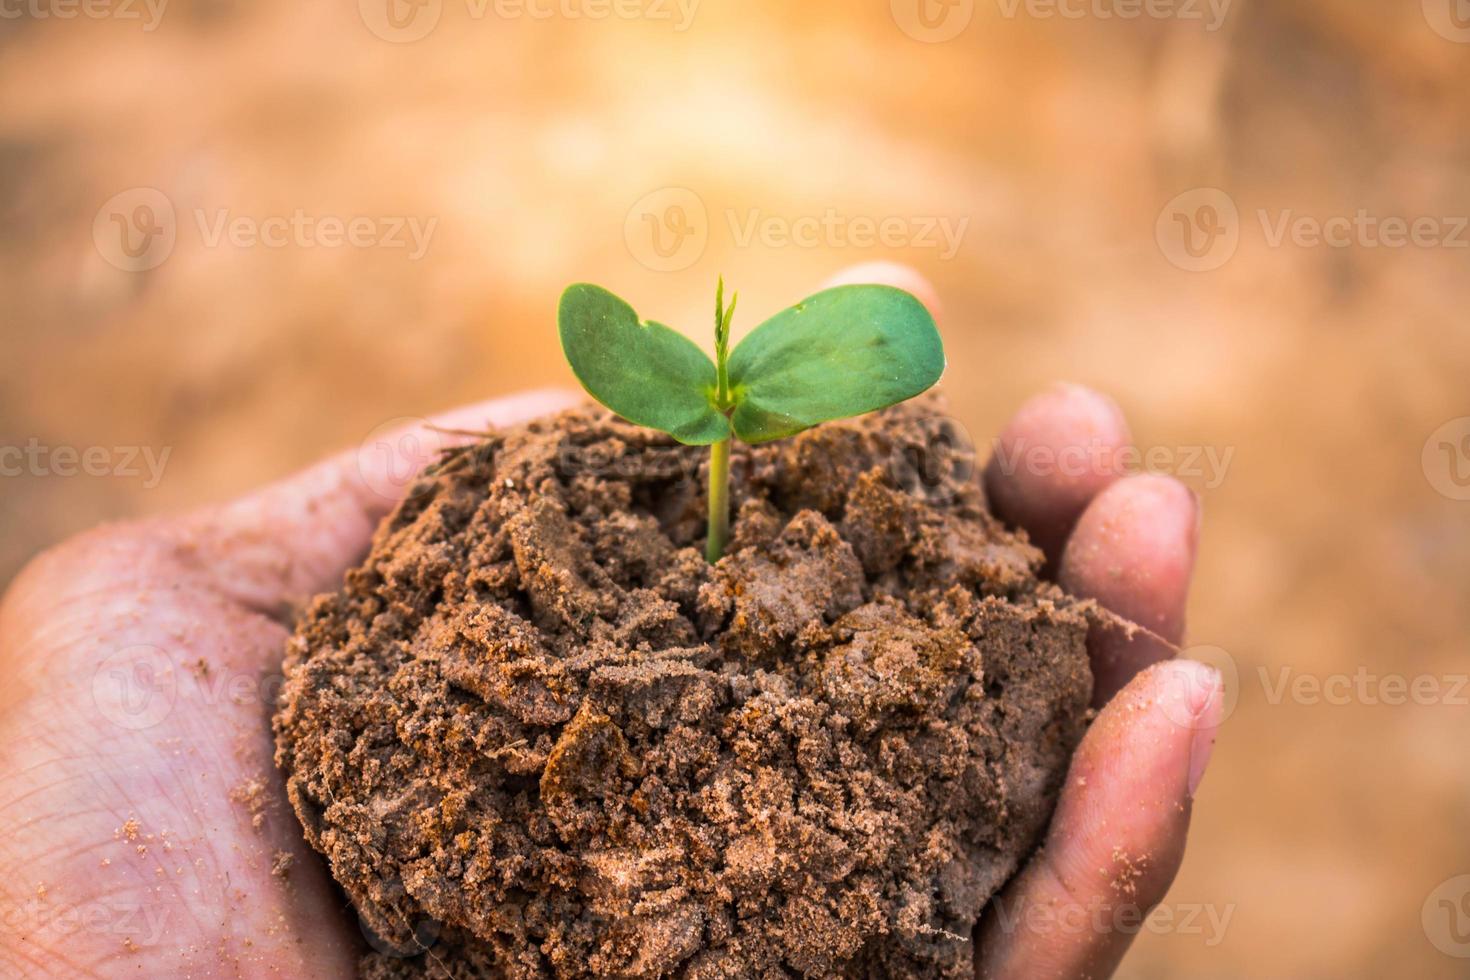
[273,398,1092,978]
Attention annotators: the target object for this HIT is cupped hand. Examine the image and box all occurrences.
[0,265,1220,980]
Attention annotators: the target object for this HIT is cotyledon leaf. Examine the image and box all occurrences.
[725,284,945,444]
[558,283,731,445]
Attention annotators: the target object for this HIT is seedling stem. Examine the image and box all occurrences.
[707,277,737,562]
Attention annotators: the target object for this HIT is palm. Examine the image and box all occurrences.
[0,520,358,977]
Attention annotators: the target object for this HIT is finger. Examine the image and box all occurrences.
[182,388,583,617]
[975,660,1223,980]
[1059,473,1200,704]
[822,260,943,323]
[982,384,1132,569]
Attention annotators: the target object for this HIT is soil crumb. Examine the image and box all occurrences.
[230,776,268,830]
[275,399,1092,978]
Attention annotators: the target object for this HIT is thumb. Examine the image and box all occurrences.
[181,388,582,619]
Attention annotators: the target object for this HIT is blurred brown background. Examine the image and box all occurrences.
[3,0,1470,975]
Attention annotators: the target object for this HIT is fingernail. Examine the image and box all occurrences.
[1186,664,1223,798]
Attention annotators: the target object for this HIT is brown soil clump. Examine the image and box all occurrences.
[274,398,1092,978]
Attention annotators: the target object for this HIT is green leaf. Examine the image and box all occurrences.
[725,284,945,444]
[558,284,730,445]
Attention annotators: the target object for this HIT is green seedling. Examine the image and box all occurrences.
[558,279,945,562]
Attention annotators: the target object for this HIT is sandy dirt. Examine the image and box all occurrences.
[275,401,1092,977]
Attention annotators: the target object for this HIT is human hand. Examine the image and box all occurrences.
[0,264,1218,980]
[974,381,1220,977]
[0,390,580,978]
